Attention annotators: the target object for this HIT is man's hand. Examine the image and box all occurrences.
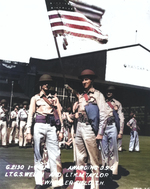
[26,133,32,143]
[96,134,103,140]
[58,132,64,141]
[117,133,122,139]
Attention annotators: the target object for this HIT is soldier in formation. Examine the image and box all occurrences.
[0,99,9,147]
[17,101,29,148]
[9,103,19,145]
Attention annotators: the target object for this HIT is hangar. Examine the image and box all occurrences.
[0,43,150,135]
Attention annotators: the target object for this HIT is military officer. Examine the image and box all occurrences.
[9,103,19,145]
[100,86,124,175]
[26,74,64,189]
[0,99,8,147]
[73,69,107,189]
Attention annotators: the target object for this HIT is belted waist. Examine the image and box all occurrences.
[0,117,7,121]
[35,114,55,125]
[11,118,16,121]
[78,112,90,125]
[20,118,27,121]
[132,128,137,131]
[107,116,115,125]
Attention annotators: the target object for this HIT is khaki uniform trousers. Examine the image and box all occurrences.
[75,122,100,189]
[9,121,19,144]
[19,120,27,147]
[101,123,118,175]
[0,120,7,146]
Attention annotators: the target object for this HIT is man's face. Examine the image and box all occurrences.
[41,81,50,91]
[23,104,27,109]
[82,77,92,89]
[15,106,19,111]
[1,103,6,108]
[107,91,113,98]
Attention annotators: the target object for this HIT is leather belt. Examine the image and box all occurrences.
[107,116,115,125]
[78,113,90,125]
[36,114,55,125]
[20,118,27,121]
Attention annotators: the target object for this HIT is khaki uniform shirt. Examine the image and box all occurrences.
[0,106,8,120]
[127,118,139,131]
[105,98,124,134]
[26,91,62,134]
[74,87,107,135]
[10,110,18,121]
[16,108,28,125]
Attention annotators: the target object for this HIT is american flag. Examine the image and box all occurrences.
[69,0,105,26]
[46,0,108,48]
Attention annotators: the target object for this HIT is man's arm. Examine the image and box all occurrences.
[96,91,107,139]
[117,102,125,135]
[54,96,64,141]
[26,96,36,138]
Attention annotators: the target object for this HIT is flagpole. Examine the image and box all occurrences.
[54,36,66,84]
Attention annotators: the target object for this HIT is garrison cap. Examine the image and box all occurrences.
[78,69,97,79]
[39,74,52,82]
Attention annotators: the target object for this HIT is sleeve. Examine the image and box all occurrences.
[117,102,125,134]
[26,96,36,134]
[127,119,133,127]
[10,111,14,119]
[72,101,79,113]
[0,108,5,118]
[97,92,108,135]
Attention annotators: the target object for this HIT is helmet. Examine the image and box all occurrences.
[107,86,115,92]
[0,99,7,104]
[23,101,28,105]
[19,103,23,108]
[13,103,19,109]
[78,69,97,79]
[39,74,52,82]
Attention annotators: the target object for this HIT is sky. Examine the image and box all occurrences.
[0,0,150,63]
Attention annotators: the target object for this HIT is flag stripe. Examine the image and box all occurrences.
[53,30,107,44]
[51,21,102,35]
[49,11,102,33]
[69,0,105,25]
[48,10,108,44]
[69,0,105,14]
[51,25,106,40]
